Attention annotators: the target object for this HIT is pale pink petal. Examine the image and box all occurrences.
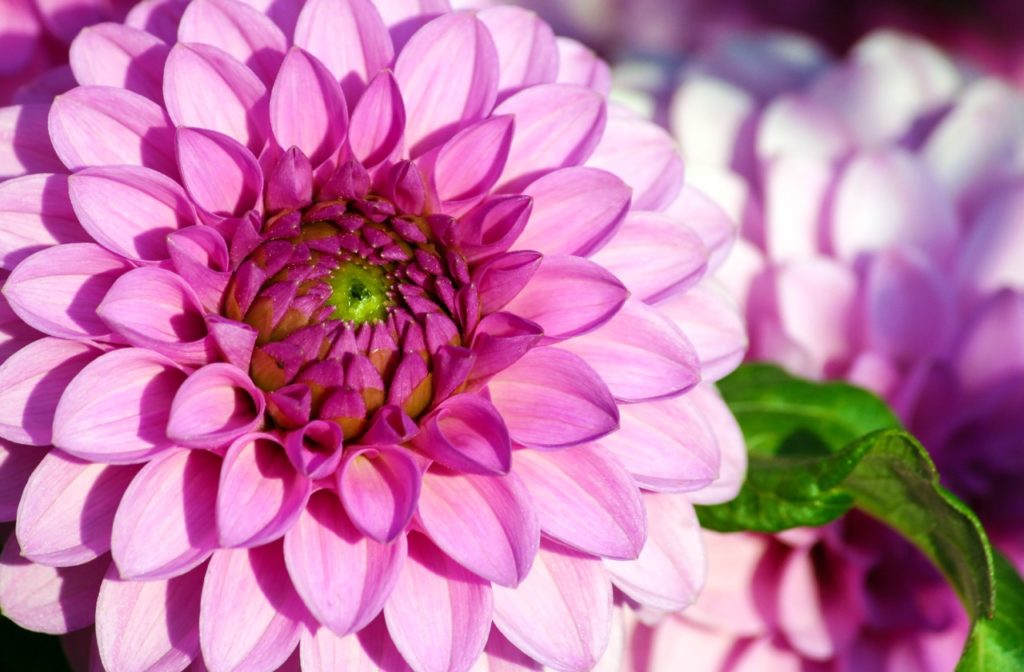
[639,615,739,672]
[559,298,700,403]
[17,451,139,567]
[515,444,645,560]
[0,441,45,521]
[270,47,349,166]
[683,385,747,506]
[591,212,708,304]
[586,108,683,212]
[492,540,612,672]
[554,38,610,95]
[200,543,306,672]
[395,12,499,156]
[111,449,220,580]
[503,256,627,342]
[477,7,558,99]
[418,468,539,587]
[3,243,132,340]
[0,292,41,364]
[48,87,176,174]
[433,115,514,204]
[385,533,493,672]
[495,84,606,191]
[654,284,747,383]
[598,393,719,492]
[0,338,101,446]
[0,105,65,179]
[0,537,107,634]
[0,174,88,270]
[164,43,268,151]
[955,291,1024,394]
[471,628,541,672]
[664,184,737,273]
[957,185,1024,299]
[125,0,189,41]
[166,363,265,448]
[756,93,853,162]
[348,70,406,168]
[605,494,705,611]
[413,394,511,475]
[175,126,263,218]
[488,347,618,450]
[670,75,755,169]
[294,0,394,103]
[338,444,421,543]
[68,165,195,262]
[300,616,412,672]
[516,167,630,257]
[217,433,310,548]
[178,0,287,84]
[95,563,204,672]
[69,23,170,102]
[168,226,232,313]
[284,490,405,636]
[683,532,773,635]
[776,547,836,660]
[53,348,187,464]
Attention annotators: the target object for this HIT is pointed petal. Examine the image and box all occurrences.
[178,0,288,85]
[684,385,747,505]
[95,563,204,672]
[665,183,737,273]
[0,105,64,179]
[478,6,558,99]
[492,540,612,672]
[284,490,405,636]
[338,444,422,543]
[418,469,539,587]
[68,165,195,262]
[349,70,406,168]
[385,534,493,672]
[413,394,511,475]
[53,348,187,464]
[554,38,610,95]
[434,115,514,203]
[270,47,349,166]
[175,126,263,218]
[488,347,618,450]
[48,86,176,174]
[69,23,170,102]
[217,433,310,548]
[395,12,499,156]
[17,451,139,567]
[0,174,88,270]
[3,242,131,340]
[653,284,746,383]
[166,363,265,448]
[0,441,44,521]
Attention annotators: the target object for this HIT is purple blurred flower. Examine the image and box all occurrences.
[619,29,1024,672]
[0,1,748,670]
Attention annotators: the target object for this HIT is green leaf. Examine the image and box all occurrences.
[957,552,1024,671]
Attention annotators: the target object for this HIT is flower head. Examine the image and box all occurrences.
[0,1,746,670]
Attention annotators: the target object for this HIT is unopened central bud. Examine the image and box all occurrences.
[327,262,392,324]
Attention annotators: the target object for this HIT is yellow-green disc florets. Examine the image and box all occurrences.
[327,262,392,324]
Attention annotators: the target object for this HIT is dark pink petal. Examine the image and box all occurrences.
[0,105,64,179]
[467,312,542,388]
[111,449,220,580]
[294,0,394,103]
[17,451,139,567]
[200,543,306,671]
[684,385,747,506]
[164,43,269,151]
[452,195,532,263]
[413,394,511,475]
[4,243,132,340]
[68,165,195,262]
[495,84,606,191]
[167,363,265,448]
[284,420,343,479]
[478,7,558,100]
[586,109,684,211]
[516,167,630,257]
[271,47,349,166]
[0,174,88,270]
[433,115,514,204]
[515,444,645,561]
[217,433,310,548]
[559,299,701,403]
[95,562,203,672]
[98,267,213,365]
[284,490,405,636]
[384,533,493,672]
[592,212,708,304]
[176,126,263,218]
[48,87,176,175]
[598,393,719,493]
[338,444,421,543]
[492,540,612,671]
[349,70,406,168]
[0,338,101,446]
[0,537,107,634]
[958,185,1024,300]
[473,251,542,315]
[69,23,170,102]
[417,468,538,587]
[167,226,232,313]
[0,292,41,364]
[504,255,627,342]
[489,347,618,449]
[0,441,45,521]
[555,38,611,95]
[654,285,747,383]
[178,0,288,85]
[394,12,499,156]
[53,348,187,464]
[605,493,704,611]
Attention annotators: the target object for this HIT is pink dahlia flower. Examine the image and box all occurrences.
[0,1,747,670]
[616,29,1024,672]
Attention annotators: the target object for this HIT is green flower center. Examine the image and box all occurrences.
[327,262,392,324]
